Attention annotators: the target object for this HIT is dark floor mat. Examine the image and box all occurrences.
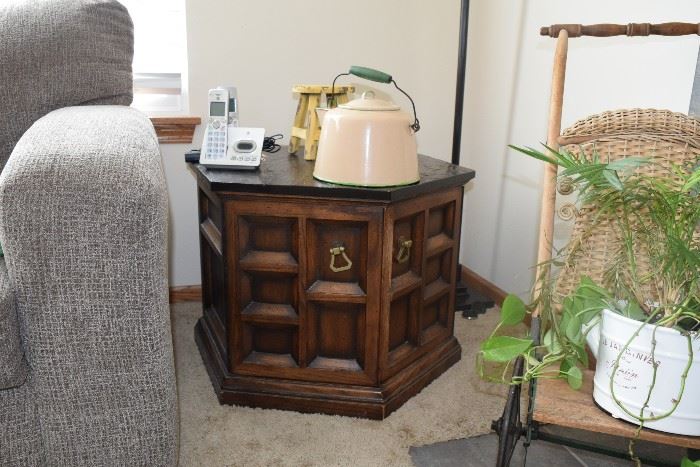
[409,430,685,467]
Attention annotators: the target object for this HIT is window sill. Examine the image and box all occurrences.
[150,116,201,144]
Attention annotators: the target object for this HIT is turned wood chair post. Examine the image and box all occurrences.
[532,29,568,319]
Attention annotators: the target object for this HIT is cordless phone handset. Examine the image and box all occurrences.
[201,88,229,163]
[221,86,239,127]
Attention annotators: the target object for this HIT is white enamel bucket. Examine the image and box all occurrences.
[585,309,700,435]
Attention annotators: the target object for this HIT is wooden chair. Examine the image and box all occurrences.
[289,84,354,161]
[492,23,700,466]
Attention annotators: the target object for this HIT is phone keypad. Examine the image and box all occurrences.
[234,155,259,164]
[205,123,227,160]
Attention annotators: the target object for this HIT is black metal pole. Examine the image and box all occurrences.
[451,0,470,165]
[451,0,495,318]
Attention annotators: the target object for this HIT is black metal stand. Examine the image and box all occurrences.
[492,356,525,467]
[451,0,495,318]
[455,269,495,318]
[533,428,683,467]
[451,0,469,166]
[491,319,539,466]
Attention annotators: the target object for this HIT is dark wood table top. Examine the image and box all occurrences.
[189,149,475,202]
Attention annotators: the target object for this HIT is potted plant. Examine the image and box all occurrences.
[478,145,700,436]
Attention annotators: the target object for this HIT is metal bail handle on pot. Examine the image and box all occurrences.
[331,66,420,132]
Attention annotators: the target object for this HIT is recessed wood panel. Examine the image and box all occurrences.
[242,323,299,367]
[389,290,420,352]
[389,294,410,351]
[198,188,209,224]
[198,187,223,234]
[200,233,213,311]
[200,240,227,358]
[308,302,365,370]
[422,298,440,330]
[424,249,452,285]
[212,250,226,326]
[427,202,456,238]
[208,197,223,231]
[421,293,450,344]
[388,288,421,360]
[253,326,295,355]
[241,272,297,309]
[201,241,226,330]
[238,216,298,258]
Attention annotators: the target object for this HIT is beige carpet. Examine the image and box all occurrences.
[173,302,507,467]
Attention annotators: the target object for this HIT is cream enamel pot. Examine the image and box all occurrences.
[313,66,420,187]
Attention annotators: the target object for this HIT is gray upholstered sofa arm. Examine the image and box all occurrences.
[0,105,178,465]
[0,258,25,389]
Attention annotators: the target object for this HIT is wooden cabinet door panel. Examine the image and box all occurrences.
[302,204,382,385]
[379,187,463,381]
[227,197,382,386]
[226,199,303,374]
[307,302,366,372]
[380,202,424,380]
[198,188,228,363]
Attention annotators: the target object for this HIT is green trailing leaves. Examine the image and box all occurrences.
[576,276,611,324]
[621,301,646,321]
[480,336,533,363]
[565,312,583,342]
[560,296,584,344]
[560,357,576,375]
[560,357,583,389]
[500,294,527,326]
[564,365,583,390]
[681,457,700,467]
[543,329,562,355]
[570,342,589,368]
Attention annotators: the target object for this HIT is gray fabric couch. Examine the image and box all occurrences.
[0,1,177,465]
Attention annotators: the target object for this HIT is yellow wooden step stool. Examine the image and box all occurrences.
[289,84,354,160]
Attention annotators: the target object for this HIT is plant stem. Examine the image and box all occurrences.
[609,315,694,423]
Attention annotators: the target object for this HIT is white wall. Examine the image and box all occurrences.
[474,0,699,296]
[165,0,462,286]
[164,0,699,293]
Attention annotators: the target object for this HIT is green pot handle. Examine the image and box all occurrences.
[348,66,392,84]
[331,66,420,132]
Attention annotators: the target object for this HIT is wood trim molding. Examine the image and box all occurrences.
[150,116,201,144]
[169,267,506,308]
[460,264,507,307]
[169,285,202,303]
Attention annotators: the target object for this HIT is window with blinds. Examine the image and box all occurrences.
[120,0,187,114]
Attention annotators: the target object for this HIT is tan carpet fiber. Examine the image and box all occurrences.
[173,302,506,466]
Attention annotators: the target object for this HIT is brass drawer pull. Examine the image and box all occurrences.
[329,245,353,273]
[396,237,413,264]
